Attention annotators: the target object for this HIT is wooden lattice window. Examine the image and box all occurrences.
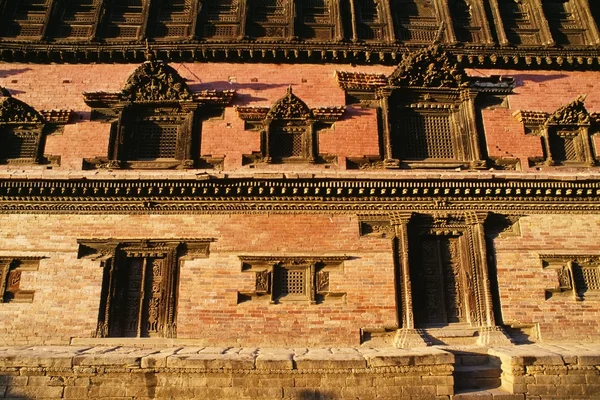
[394,110,455,161]
[356,0,385,40]
[497,0,542,45]
[390,0,438,43]
[273,264,309,301]
[296,0,334,40]
[269,123,309,161]
[0,0,51,38]
[448,0,481,43]
[103,0,145,40]
[52,0,100,39]
[132,122,179,160]
[0,258,39,303]
[0,127,43,164]
[548,128,583,163]
[147,0,195,39]
[247,0,289,39]
[198,0,241,39]
[542,255,600,301]
[542,0,586,45]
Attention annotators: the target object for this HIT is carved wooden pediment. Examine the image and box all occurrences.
[546,95,590,126]
[0,89,43,124]
[387,45,468,88]
[267,87,313,120]
[121,60,192,102]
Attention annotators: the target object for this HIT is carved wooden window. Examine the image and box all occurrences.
[236,87,344,165]
[542,255,600,300]
[0,0,52,38]
[78,239,211,338]
[296,0,334,40]
[542,0,587,45]
[448,0,483,43]
[197,0,242,39]
[356,0,385,40]
[393,108,455,161]
[247,0,290,39]
[497,0,542,45]
[237,256,347,304]
[51,0,101,39]
[103,0,147,40]
[0,258,40,303]
[390,0,438,43]
[147,0,196,39]
[0,127,43,164]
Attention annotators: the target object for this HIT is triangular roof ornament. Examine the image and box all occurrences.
[546,95,590,125]
[387,45,468,88]
[120,59,193,102]
[0,89,43,124]
[267,86,312,119]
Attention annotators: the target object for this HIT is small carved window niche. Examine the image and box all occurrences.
[0,0,52,39]
[337,46,509,169]
[542,255,600,301]
[197,0,244,39]
[50,0,103,40]
[83,59,234,170]
[0,88,69,166]
[237,256,347,304]
[78,239,212,338]
[0,257,40,303]
[236,86,344,165]
[514,95,596,167]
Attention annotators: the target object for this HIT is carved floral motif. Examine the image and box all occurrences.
[267,86,312,120]
[546,95,590,126]
[121,61,193,102]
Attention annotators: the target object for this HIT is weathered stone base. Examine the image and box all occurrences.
[0,346,454,399]
[1,344,599,399]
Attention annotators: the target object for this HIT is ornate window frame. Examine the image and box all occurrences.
[0,88,69,166]
[236,86,344,165]
[83,59,234,170]
[78,238,213,338]
[541,254,600,301]
[0,257,41,303]
[237,255,348,304]
[514,95,596,167]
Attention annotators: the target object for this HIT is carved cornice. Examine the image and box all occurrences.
[83,60,235,108]
[387,46,468,88]
[2,177,600,214]
[78,239,214,260]
[2,42,600,69]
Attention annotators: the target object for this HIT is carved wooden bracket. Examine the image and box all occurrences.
[237,255,348,304]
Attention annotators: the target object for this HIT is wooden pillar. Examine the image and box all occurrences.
[349,0,358,42]
[471,0,495,45]
[332,0,344,41]
[380,0,395,43]
[376,87,396,165]
[487,0,509,45]
[239,0,248,39]
[391,212,429,348]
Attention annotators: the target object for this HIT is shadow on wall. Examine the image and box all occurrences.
[294,389,336,399]
[510,73,567,88]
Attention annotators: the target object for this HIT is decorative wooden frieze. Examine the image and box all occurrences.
[0,257,42,303]
[236,86,344,165]
[541,254,600,301]
[82,60,234,170]
[359,220,395,238]
[78,238,213,338]
[514,95,596,167]
[237,255,348,304]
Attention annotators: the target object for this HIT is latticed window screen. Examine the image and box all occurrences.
[448,0,478,43]
[279,268,306,296]
[149,0,192,38]
[542,0,585,45]
[270,128,304,159]
[3,0,50,37]
[391,0,438,42]
[356,0,383,40]
[573,266,600,294]
[549,132,580,162]
[297,0,332,40]
[497,0,541,45]
[200,0,240,38]
[104,0,144,39]
[134,122,178,159]
[54,0,98,38]
[0,129,38,161]
[248,0,287,38]
[397,111,455,160]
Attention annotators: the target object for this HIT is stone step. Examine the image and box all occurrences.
[452,387,524,399]
[454,365,502,391]
[423,326,480,346]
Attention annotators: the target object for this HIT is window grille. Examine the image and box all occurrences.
[270,128,304,159]
[0,129,39,163]
[200,0,240,38]
[104,0,144,39]
[542,0,585,45]
[396,111,455,160]
[2,0,50,37]
[391,0,437,43]
[279,268,306,296]
[134,123,178,160]
[53,0,98,38]
[247,0,287,38]
[148,0,192,38]
[297,0,333,40]
[497,0,541,45]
